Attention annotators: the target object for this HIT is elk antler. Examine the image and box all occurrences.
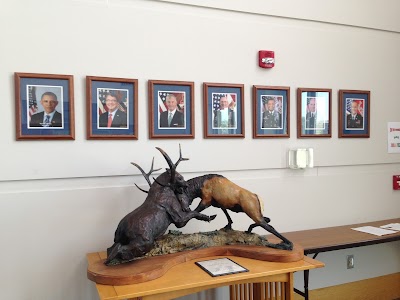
[156,147,175,184]
[131,157,161,193]
[174,144,189,168]
[156,144,189,186]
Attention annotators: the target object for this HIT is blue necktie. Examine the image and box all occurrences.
[168,113,172,126]
[44,115,50,126]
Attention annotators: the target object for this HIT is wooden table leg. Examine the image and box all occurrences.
[285,273,294,300]
[253,282,262,300]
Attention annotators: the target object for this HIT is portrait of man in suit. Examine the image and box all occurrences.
[29,91,63,128]
[213,95,236,128]
[159,94,184,128]
[99,92,128,128]
[305,97,317,129]
[346,100,364,129]
[261,96,282,129]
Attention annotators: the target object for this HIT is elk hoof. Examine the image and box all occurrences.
[278,241,293,251]
[223,224,233,230]
[208,214,217,222]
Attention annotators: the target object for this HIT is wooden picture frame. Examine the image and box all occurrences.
[338,89,370,138]
[253,85,290,138]
[15,72,75,140]
[203,82,244,138]
[297,87,332,138]
[86,76,138,140]
[148,80,195,139]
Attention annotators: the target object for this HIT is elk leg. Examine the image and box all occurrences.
[106,242,121,264]
[194,211,217,222]
[169,207,216,228]
[248,221,293,250]
[247,217,271,231]
[222,208,233,230]
[247,223,258,232]
[194,201,209,212]
[174,212,216,228]
[105,240,152,265]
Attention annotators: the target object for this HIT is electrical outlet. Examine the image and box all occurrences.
[347,255,354,269]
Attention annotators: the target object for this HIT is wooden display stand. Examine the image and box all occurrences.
[87,245,324,300]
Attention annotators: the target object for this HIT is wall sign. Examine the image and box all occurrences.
[388,122,400,153]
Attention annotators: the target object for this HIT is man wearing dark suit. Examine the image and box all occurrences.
[262,97,281,128]
[305,97,317,129]
[159,94,184,127]
[99,93,128,128]
[29,92,63,127]
[346,101,363,128]
[213,96,236,128]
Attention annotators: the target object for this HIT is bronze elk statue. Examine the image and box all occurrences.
[106,145,293,265]
[105,147,215,265]
[184,174,293,250]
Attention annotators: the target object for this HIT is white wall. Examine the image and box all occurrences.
[0,1,399,299]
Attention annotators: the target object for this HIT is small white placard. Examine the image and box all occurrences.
[380,223,400,231]
[388,122,400,153]
[195,257,248,277]
[351,226,397,236]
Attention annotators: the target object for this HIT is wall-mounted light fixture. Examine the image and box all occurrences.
[288,148,314,169]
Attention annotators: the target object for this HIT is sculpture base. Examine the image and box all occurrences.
[88,230,303,285]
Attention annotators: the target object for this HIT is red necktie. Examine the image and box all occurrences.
[107,114,113,128]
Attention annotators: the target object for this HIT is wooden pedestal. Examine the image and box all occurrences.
[87,244,303,286]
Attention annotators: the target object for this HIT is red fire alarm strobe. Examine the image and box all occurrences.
[259,50,275,68]
[393,175,400,190]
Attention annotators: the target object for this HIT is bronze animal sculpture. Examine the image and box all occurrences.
[184,174,293,250]
[105,147,215,265]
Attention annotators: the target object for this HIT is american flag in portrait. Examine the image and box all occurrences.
[261,95,282,114]
[98,89,128,115]
[158,91,185,113]
[212,93,236,111]
[346,98,364,116]
[28,86,38,119]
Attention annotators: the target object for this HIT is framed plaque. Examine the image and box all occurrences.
[195,257,248,277]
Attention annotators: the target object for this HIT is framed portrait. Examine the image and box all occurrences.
[338,90,370,138]
[86,76,138,140]
[253,85,290,138]
[148,80,194,139]
[297,88,332,138]
[203,82,244,138]
[15,72,74,140]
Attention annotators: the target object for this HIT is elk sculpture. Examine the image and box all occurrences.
[105,147,215,265]
[184,174,293,250]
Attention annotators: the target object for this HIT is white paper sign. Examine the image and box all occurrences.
[351,226,397,236]
[381,223,400,231]
[388,122,400,153]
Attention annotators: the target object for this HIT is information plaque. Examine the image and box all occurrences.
[195,257,249,277]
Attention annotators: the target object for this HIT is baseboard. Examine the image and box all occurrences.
[295,273,400,300]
